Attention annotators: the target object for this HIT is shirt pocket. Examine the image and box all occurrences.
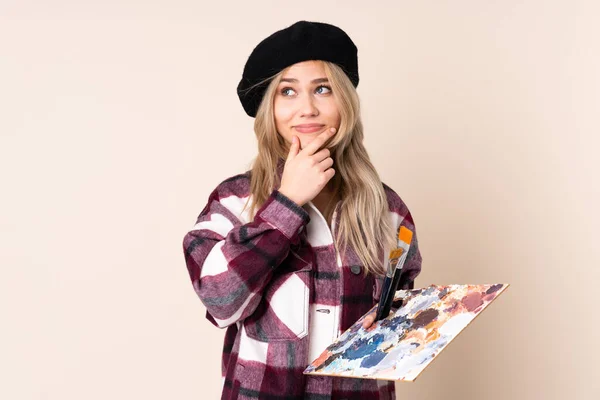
[243,250,312,342]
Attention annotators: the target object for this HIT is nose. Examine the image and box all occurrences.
[299,93,319,117]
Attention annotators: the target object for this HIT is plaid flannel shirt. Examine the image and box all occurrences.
[182,163,422,400]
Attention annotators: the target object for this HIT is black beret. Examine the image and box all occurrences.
[237,20,359,118]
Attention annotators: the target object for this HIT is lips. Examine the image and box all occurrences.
[294,124,325,133]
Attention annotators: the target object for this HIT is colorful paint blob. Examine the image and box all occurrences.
[303,284,509,381]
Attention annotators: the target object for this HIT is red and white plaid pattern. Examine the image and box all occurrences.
[182,164,422,399]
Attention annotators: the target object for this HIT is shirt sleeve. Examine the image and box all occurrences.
[182,187,310,329]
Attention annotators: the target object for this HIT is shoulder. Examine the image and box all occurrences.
[381,182,415,226]
[198,171,253,222]
[210,170,252,200]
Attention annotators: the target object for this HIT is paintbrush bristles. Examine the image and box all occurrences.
[385,249,403,275]
[384,227,414,275]
[398,226,413,244]
[389,248,404,259]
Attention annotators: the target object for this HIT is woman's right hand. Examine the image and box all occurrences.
[278,127,337,207]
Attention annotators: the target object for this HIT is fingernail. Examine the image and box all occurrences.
[330,127,336,133]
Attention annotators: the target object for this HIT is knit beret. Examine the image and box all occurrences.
[237,20,359,117]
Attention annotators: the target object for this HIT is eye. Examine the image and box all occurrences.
[281,87,296,96]
[316,85,332,94]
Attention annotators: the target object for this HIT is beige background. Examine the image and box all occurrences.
[1,1,598,399]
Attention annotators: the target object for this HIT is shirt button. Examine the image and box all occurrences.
[350,265,361,275]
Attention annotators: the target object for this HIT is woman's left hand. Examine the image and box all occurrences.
[362,312,377,329]
[363,299,404,328]
[362,306,400,329]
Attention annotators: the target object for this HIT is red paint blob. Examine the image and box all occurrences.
[461,292,483,312]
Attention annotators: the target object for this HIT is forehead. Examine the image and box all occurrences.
[280,60,326,81]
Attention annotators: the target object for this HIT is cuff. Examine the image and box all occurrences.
[255,189,310,241]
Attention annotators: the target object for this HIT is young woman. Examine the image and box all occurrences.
[182,20,423,400]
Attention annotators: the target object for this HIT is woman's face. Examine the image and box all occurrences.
[273,61,341,149]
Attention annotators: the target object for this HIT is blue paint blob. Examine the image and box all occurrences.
[360,350,387,368]
[330,333,353,351]
[422,285,437,295]
[344,333,385,359]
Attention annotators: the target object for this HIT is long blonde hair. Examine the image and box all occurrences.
[241,61,396,276]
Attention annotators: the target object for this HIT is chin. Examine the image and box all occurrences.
[299,137,313,146]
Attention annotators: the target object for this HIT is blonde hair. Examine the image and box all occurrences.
[241,61,396,276]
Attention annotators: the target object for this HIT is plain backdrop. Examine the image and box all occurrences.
[1,1,599,399]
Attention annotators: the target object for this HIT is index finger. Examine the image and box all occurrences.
[300,127,336,156]
[362,312,376,329]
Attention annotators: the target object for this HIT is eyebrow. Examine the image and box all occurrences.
[279,77,329,84]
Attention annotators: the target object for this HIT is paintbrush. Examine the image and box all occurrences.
[375,226,413,321]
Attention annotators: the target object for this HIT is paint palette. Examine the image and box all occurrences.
[304,283,509,381]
